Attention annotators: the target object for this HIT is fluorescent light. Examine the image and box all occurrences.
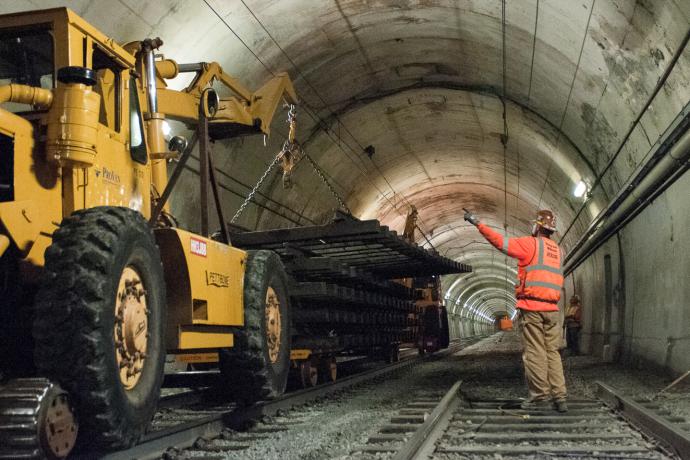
[573,180,587,198]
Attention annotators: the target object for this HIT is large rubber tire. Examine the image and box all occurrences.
[32,207,166,450]
[219,250,291,404]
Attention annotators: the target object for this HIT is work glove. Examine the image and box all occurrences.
[463,209,479,226]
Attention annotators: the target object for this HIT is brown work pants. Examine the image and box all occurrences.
[517,309,567,401]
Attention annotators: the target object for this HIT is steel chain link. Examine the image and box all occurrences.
[230,104,350,223]
[230,104,296,224]
[229,154,281,224]
[304,154,350,213]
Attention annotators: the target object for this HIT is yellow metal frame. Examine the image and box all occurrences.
[155,228,246,350]
[0,7,299,353]
[290,349,312,361]
[179,331,233,350]
[175,352,220,364]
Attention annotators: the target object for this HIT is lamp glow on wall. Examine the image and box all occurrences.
[573,180,588,198]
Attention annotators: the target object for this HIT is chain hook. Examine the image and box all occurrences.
[280,104,300,189]
[231,105,300,223]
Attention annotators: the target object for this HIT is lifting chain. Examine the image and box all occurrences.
[229,153,281,224]
[230,104,299,224]
[230,104,350,223]
[280,104,301,189]
[304,153,351,213]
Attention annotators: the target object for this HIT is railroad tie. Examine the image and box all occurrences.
[354,392,446,454]
[434,392,687,459]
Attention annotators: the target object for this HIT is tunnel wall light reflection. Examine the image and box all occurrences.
[573,180,587,198]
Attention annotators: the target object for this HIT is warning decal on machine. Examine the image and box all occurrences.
[190,237,208,257]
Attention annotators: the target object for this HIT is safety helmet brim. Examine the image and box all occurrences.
[533,219,557,232]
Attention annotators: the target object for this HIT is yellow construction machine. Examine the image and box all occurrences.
[0,8,298,457]
[399,206,450,355]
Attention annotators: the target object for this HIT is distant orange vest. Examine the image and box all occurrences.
[515,237,563,304]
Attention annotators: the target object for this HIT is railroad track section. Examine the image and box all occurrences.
[94,337,481,460]
[352,380,463,459]
[597,382,690,459]
[354,381,690,459]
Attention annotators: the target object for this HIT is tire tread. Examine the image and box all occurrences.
[32,207,165,449]
[219,250,290,404]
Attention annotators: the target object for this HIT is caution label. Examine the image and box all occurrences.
[190,237,207,257]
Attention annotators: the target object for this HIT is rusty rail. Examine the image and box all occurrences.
[597,381,690,459]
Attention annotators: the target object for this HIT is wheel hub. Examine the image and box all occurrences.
[42,388,78,458]
[0,379,78,459]
[114,266,148,389]
[265,286,282,364]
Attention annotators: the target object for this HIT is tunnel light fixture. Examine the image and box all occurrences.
[573,180,587,198]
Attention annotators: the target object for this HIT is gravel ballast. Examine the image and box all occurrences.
[174,332,690,459]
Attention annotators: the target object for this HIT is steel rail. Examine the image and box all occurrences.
[422,384,684,458]
[157,388,210,410]
[157,350,416,405]
[391,380,463,460]
[596,381,690,460]
[96,339,473,460]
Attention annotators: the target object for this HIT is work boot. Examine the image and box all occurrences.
[520,399,551,410]
[553,400,568,413]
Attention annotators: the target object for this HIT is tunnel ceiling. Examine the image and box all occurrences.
[5,0,689,322]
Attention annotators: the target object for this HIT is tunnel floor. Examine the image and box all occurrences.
[456,332,690,417]
[170,332,690,459]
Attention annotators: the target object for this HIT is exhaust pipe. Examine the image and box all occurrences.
[142,38,163,114]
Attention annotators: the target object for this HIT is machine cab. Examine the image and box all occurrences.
[0,8,152,227]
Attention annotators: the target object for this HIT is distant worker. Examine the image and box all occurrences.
[565,295,582,356]
[464,208,568,413]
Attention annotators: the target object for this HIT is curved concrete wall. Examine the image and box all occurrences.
[3,0,689,370]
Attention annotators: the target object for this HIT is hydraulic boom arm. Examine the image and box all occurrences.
[154,59,298,136]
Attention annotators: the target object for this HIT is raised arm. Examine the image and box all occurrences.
[464,209,534,263]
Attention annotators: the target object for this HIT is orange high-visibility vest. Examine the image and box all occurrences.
[515,237,563,304]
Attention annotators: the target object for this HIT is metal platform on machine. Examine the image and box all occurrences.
[230,212,472,279]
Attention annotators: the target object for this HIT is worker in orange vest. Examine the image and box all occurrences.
[565,295,582,356]
[464,209,568,412]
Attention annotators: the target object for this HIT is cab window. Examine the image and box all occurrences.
[92,46,121,132]
[0,27,54,113]
[129,76,147,164]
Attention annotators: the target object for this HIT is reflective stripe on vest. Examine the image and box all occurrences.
[525,265,563,275]
[517,237,563,303]
[524,280,563,290]
[502,236,509,254]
